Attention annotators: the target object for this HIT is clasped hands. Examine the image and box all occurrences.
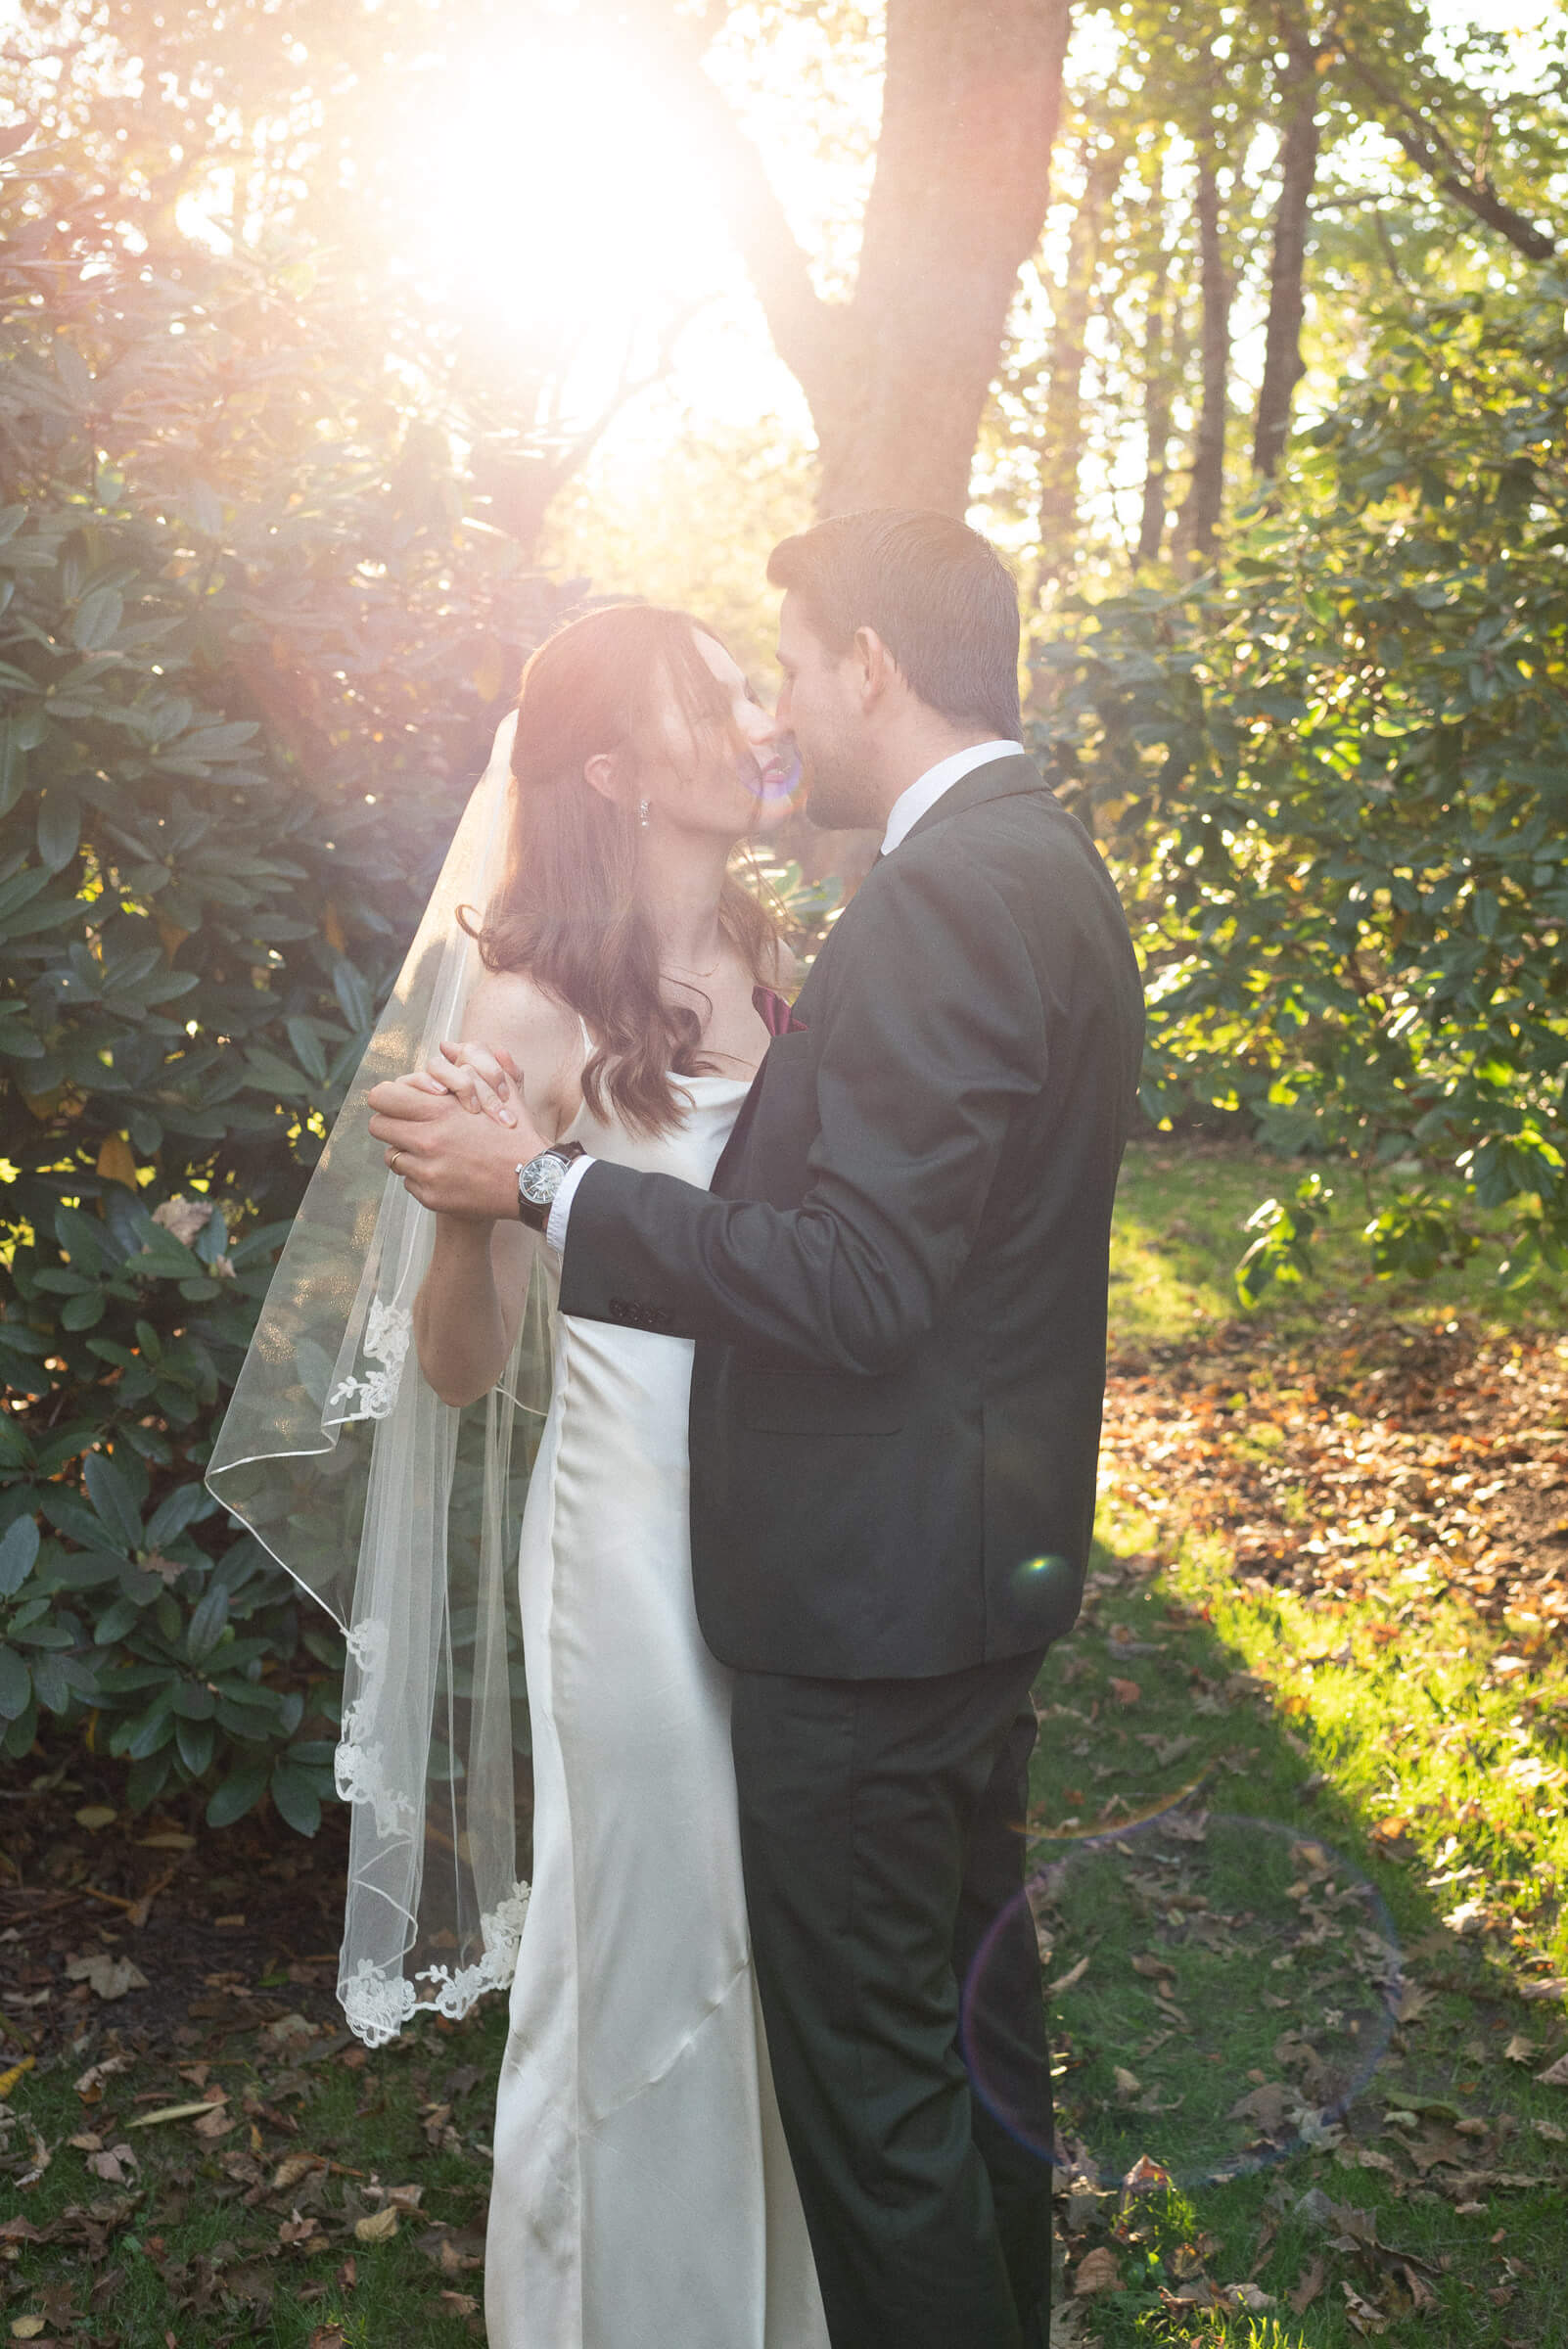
[367,1043,550,1221]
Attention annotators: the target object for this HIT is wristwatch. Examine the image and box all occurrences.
[515,1140,586,1231]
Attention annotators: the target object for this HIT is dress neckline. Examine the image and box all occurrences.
[558,1067,755,1148]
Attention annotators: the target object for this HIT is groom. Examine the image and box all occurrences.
[371,510,1144,2347]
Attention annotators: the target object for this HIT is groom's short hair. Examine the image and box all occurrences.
[767,509,1022,740]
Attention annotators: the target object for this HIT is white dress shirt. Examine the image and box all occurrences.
[543,738,1024,1250]
[877,739,1023,856]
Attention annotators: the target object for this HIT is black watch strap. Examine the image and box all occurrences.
[514,1140,586,1232]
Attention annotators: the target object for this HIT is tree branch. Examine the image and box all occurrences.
[595,2,844,428]
[1341,48,1555,261]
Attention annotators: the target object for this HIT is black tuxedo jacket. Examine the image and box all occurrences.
[557,754,1145,1679]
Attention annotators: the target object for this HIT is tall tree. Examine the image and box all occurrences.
[1253,8,1324,476]
[1037,137,1124,584]
[1179,120,1230,566]
[1136,263,1183,566]
[628,0,1075,516]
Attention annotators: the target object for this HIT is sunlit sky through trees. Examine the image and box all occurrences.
[1,0,1559,629]
[352,0,1558,516]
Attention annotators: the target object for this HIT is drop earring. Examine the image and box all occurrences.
[637,798,650,830]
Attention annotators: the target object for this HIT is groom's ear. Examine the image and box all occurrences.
[851,625,897,711]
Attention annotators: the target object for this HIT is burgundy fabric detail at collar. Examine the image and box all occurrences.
[753,985,807,1036]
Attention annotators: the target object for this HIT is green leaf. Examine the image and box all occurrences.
[69,584,124,653]
[186,1580,230,1664]
[269,1760,322,1837]
[124,1696,177,1759]
[0,719,25,818]
[83,1451,145,1549]
[29,1650,71,1714]
[175,1712,215,1776]
[126,1748,174,1810]
[1,1697,38,1757]
[146,1482,208,1546]
[35,788,81,871]
[0,1515,39,1598]
[333,959,373,1033]
[0,1645,32,1722]
[206,1751,271,1828]
[284,1016,329,1084]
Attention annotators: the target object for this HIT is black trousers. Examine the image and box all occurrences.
[731,1648,1052,2349]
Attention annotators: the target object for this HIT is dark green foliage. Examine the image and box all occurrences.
[0,148,579,1821]
[1037,275,1568,1299]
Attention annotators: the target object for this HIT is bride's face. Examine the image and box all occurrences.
[636,632,791,844]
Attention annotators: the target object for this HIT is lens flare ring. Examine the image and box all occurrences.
[961,1811,1405,2191]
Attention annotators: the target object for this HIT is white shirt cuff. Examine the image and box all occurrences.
[545,1152,596,1253]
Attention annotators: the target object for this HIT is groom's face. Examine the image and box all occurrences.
[775,593,880,830]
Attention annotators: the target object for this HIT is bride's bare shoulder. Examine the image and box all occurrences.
[462,968,581,1070]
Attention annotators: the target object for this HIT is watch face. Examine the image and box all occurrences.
[519,1154,564,1207]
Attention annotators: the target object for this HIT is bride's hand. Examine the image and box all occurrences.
[423,1040,525,1127]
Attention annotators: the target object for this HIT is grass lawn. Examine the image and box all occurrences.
[1040,1142,1568,2343]
[2,1139,1565,2346]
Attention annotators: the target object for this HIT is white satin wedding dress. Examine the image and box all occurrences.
[484,1066,828,2349]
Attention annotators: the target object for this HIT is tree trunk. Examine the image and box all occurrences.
[1253,23,1320,477]
[1136,269,1180,566]
[1179,144,1229,567]
[630,0,1074,519]
[1037,140,1122,587]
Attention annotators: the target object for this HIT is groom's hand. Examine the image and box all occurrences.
[367,1076,549,1221]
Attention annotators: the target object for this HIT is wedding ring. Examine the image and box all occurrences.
[390,1150,404,1177]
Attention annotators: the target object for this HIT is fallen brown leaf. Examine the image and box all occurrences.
[1289,2254,1327,2313]
[126,2096,227,2131]
[1223,2283,1275,2311]
[63,1953,148,2003]
[353,2207,398,2244]
[1073,2246,1124,2296]
[1228,2081,1292,2136]
[1536,2050,1568,2088]
[1107,1677,1141,1707]
[271,2151,328,2192]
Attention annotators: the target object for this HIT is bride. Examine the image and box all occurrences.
[389,605,826,2347]
[209,601,826,2346]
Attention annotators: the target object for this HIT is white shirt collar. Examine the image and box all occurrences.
[879,740,1024,857]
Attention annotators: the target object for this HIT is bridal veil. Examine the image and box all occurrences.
[208,714,549,2046]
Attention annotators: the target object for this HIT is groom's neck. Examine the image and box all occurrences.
[869,711,1013,823]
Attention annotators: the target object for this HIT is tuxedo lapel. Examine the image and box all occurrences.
[900,753,1048,848]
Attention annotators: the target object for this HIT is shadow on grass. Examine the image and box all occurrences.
[1019,1540,1567,2347]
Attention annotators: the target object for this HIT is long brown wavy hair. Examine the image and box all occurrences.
[467,604,780,1135]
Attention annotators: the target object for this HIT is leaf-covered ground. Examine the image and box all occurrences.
[1041,1143,1568,2344]
[3,1139,1566,2344]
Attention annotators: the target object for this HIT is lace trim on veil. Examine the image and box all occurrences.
[340,1883,532,2049]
